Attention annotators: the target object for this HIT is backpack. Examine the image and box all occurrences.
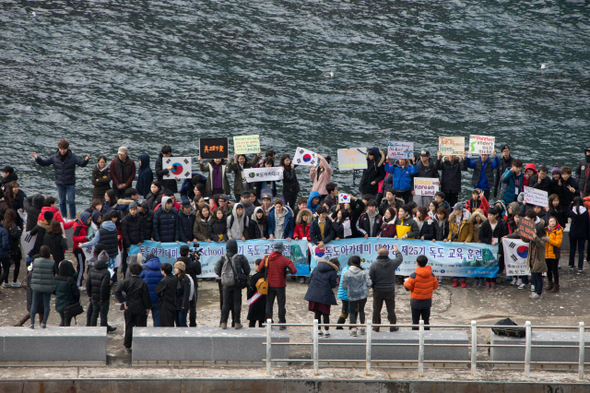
[492,318,525,338]
[255,256,269,295]
[221,255,248,288]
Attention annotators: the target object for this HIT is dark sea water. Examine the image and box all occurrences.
[1,0,589,208]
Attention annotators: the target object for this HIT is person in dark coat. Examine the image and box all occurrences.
[23,194,45,232]
[145,181,165,212]
[493,145,514,199]
[86,250,115,331]
[32,140,90,219]
[136,154,153,198]
[138,200,154,241]
[4,181,26,229]
[26,211,52,262]
[110,146,136,198]
[81,213,119,275]
[208,208,228,242]
[359,147,386,197]
[91,156,112,200]
[54,260,80,326]
[435,151,464,208]
[115,263,151,352]
[42,220,68,270]
[369,245,403,332]
[280,154,300,211]
[463,151,500,201]
[173,261,191,327]
[139,255,163,326]
[413,150,440,208]
[154,262,178,327]
[153,196,179,243]
[121,202,144,251]
[229,153,257,201]
[0,166,18,190]
[247,259,267,328]
[214,239,251,329]
[29,246,56,329]
[178,200,196,244]
[176,245,202,327]
[568,197,590,272]
[155,146,178,194]
[310,206,336,247]
[304,258,339,335]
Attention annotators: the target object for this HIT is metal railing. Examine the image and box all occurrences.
[264,319,589,380]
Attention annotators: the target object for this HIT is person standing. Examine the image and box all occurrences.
[369,245,402,332]
[463,150,500,201]
[260,242,297,329]
[359,147,386,198]
[110,146,136,198]
[155,145,178,194]
[29,246,56,329]
[342,255,372,336]
[281,154,300,211]
[54,260,80,327]
[154,263,178,327]
[403,255,439,330]
[413,150,439,208]
[494,145,515,200]
[115,263,151,353]
[91,156,112,200]
[214,239,250,329]
[305,258,339,337]
[139,254,163,326]
[575,145,590,198]
[32,139,90,219]
[310,154,333,200]
[86,250,116,332]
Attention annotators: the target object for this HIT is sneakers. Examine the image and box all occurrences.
[12,281,22,288]
[349,329,357,337]
[2,282,11,288]
[531,285,535,292]
[569,266,575,271]
[29,324,34,330]
[360,328,366,335]
[460,280,467,288]
[529,293,542,299]
[318,330,323,337]
[41,323,46,329]
[235,323,243,330]
[299,277,306,284]
[324,332,331,338]
[78,286,86,292]
[578,269,583,274]
[485,281,491,289]
[220,323,227,330]
[518,283,527,290]
[124,347,132,354]
[515,278,523,286]
[452,280,458,287]
[491,282,497,290]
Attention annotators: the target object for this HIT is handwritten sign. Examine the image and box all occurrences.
[163,157,192,179]
[293,147,318,166]
[200,138,228,159]
[338,193,351,204]
[523,186,548,208]
[502,238,530,276]
[233,135,260,155]
[337,148,367,170]
[518,217,536,241]
[439,137,465,156]
[387,142,414,160]
[243,167,284,183]
[414,178,440,196]
[469,135,495,155]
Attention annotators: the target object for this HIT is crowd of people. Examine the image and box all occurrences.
[0,139,590,350]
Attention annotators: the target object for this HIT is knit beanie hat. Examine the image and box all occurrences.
[551,165,561,176]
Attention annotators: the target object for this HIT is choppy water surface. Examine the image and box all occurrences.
[1,0,589,206]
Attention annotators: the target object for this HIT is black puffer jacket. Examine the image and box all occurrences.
[23,194,45,231]
[153,197,179,242]
[282,166,300,196]
[34,149,89,185]
[178,211,195,243]
[91,164,112,200]
[139,209,154,241]
[359,148,386,196]
[494,155,514,197]
[436,156,463,194]
[416,158,439,180]
[155,153,178,193]
[86,251,111,302]
[121,213,144,248]
[575,157,590,194]
[97,221,119,259]
[208,217,228,242]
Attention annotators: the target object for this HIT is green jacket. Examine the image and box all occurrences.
[30,257,56,294]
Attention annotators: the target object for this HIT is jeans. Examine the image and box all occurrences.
[56,184,76,219]
[569,237,586,270]
[90,299,110,327]
[372,290,397,331]
[411,307,431,330]
[175,310,188,327]
[221,286,242,324]
[530,272,543,295]
[349,298,367,326]
[266,286,286,323]
[151,304,161,327]
[124,310,147,349]
[31,291,51,326]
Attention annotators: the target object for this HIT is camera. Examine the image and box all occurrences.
[189,243,203,262]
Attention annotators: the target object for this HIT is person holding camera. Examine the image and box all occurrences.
[176,244,202,327]
[214,239,250,330]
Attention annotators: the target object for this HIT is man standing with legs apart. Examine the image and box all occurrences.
[215,239,250,329]
[32,140,90,219]
[369,245,402,332]
[261,241,297,330]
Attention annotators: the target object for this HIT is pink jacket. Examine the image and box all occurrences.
[309,157,333,195]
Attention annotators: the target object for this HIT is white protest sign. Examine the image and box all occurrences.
[338,193,351,204]
[523,186,548,208]
[502,238,530,276]
[413,178,440,196]
[469,135,495,155]
[163,157,192,179]
[233,135,260,155]
[387,142,414,160]
[243,167,284,183]
[439,137,465,156]
[293,147,318,166]
[337,148,367,170]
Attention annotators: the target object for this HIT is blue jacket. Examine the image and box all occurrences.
[465,156,500,190]
[136,154,153,198]
[153,203,180,243]
[307,191,321,214]
[304,260,339,305]
[500,168,524,204]
[267,205,294,239]
[35,149,89,185]
[385,162,418,191]
[336,265,349,301]
[140,257,163,304]
[0,224,9,259]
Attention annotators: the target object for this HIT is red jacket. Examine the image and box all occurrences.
[72,220,88,249]
[465,196,490,216]
[293,223,310,241]
[262,251,297,288]
[37,206,74,230]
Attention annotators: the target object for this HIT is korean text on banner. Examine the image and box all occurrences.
[293,147,318,166]
[233,135,260,155]
[130,239,310,277]
[518,217,536,241]
[414,178,440,196]
[243,167,284,183]
[439,137,465,156]
[523,186,549,208]
[502,238,530,276]
[469,135,495,155]
[163,157,192,179]
[387,142,414,160]
[337,148,367,170]
[200,138,229,159]
[308,238,499,278]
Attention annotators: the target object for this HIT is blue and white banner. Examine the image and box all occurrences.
[309,238,499,278]
[130,239,310,278]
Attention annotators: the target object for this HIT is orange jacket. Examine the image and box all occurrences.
[404,265,439,300]
[545,224,563,259]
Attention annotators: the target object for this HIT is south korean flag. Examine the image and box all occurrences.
[293,147,318,167]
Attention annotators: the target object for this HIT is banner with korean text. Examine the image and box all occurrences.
[243,167,284,183]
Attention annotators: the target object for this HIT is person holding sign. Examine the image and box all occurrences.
[413,151,439,208]
[199,155,231,196]
[510,221,549,299]
[280,154,300,211]
[436,151,464,208]
[155,146,178,194]
[229,152,259,202]
[385,155,418,204]
[359,148,386,197]
[463,149,499,201]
